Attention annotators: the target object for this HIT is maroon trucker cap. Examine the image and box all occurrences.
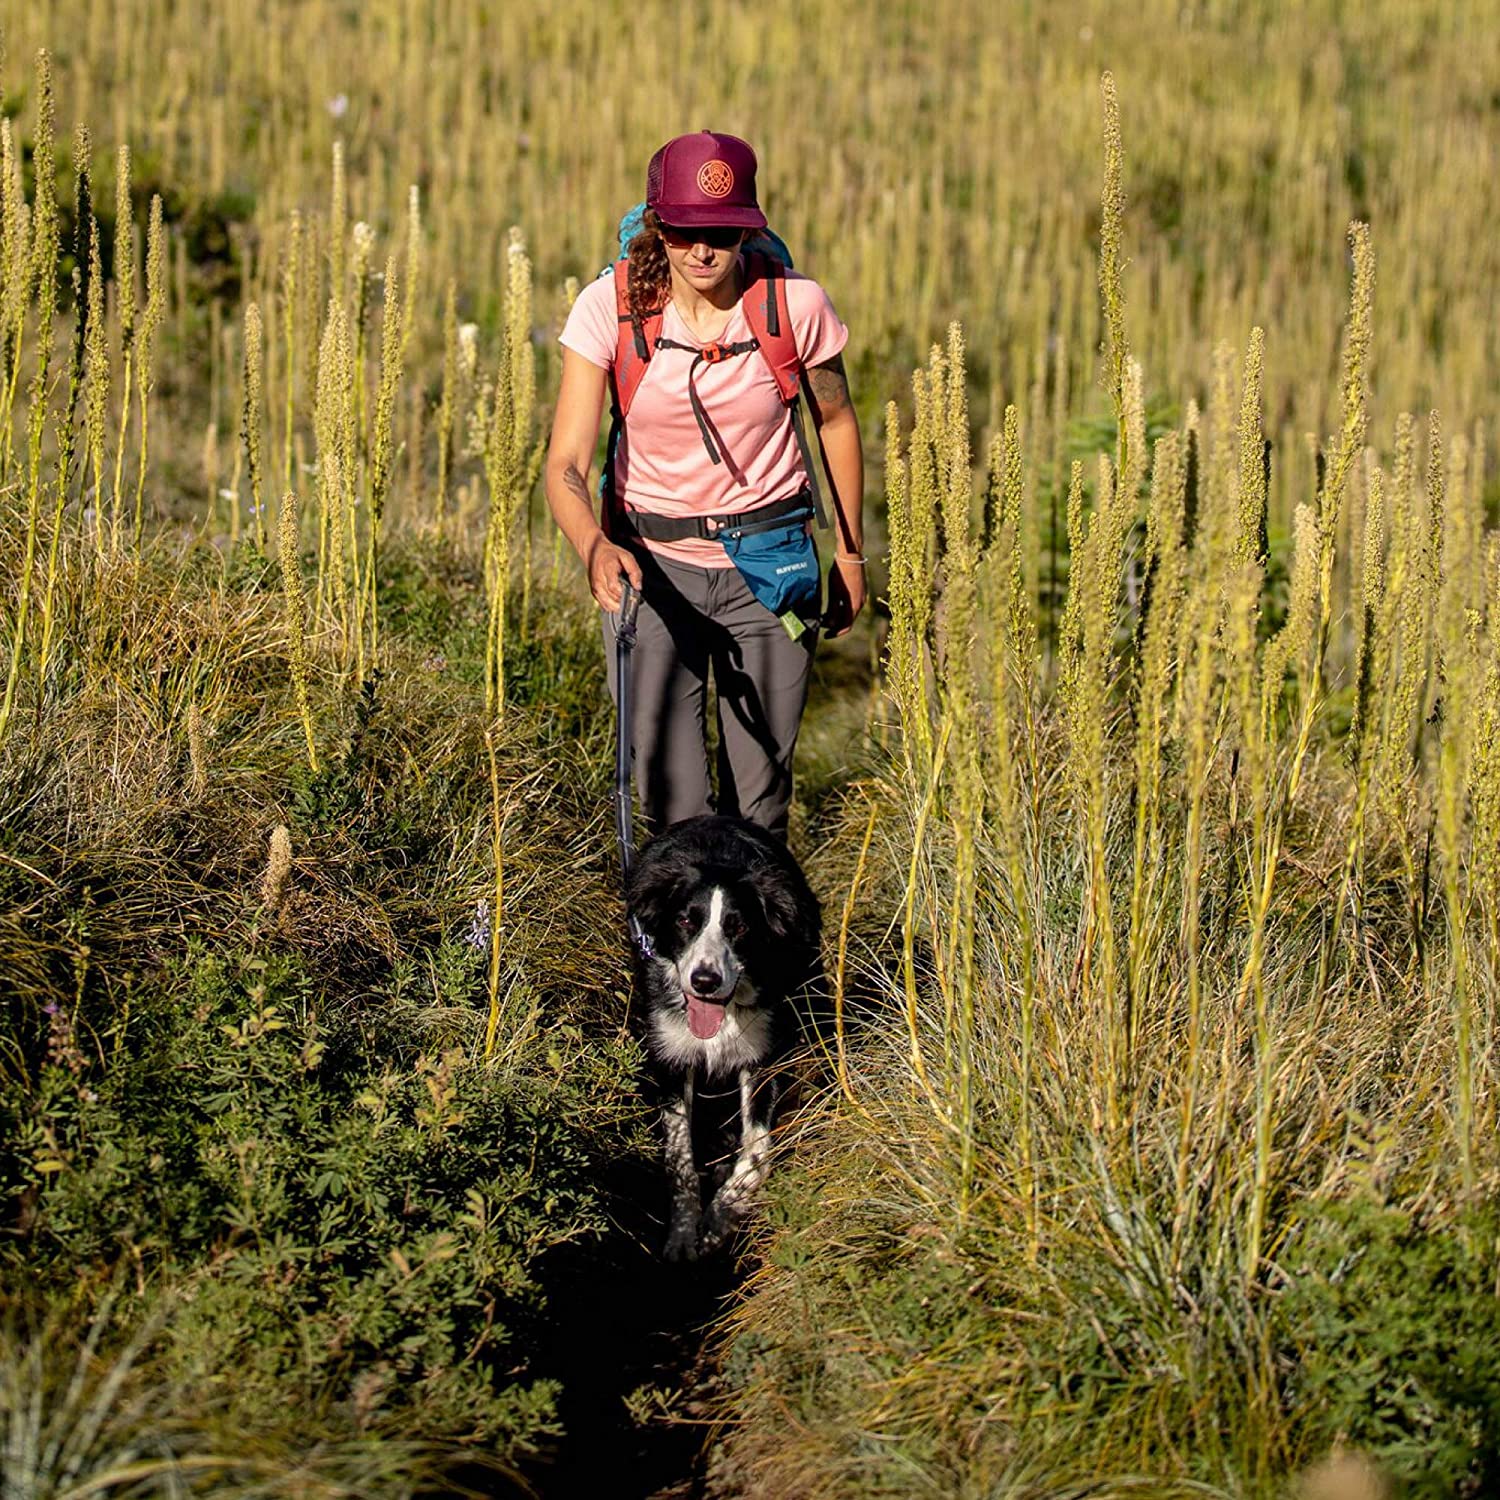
[646,131,767,230]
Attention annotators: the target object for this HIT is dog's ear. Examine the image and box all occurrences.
[627,859,698,944]
[747,860,816,944]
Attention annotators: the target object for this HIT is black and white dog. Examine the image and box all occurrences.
[625,815,821,1261]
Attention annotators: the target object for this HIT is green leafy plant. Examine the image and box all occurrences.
[1280,1198,1500,1498]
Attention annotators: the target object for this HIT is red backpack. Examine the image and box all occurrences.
[602,248,829,532]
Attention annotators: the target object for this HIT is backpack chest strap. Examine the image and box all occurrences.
[651,336,760,464]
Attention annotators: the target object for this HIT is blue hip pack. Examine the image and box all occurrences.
[717,505,821,640]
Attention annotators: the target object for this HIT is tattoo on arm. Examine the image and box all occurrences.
[562,463,592,505]
[806,353,852,418]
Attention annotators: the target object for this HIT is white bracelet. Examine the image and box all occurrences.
[834,553,868,567]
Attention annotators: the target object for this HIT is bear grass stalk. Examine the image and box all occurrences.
[1126,428,1186,1037]
[882,398,927,772]
[0,118,31,480]
[932,323,982,1207]
[1472,535,1500,977]
[981,401,1042,1253]
[107,145,136,549]
[83,207,109,555]
[1096,71,1129,430]
[349,221,376,462]
[1374,414,1427,935]
[279,209,301,495]
[481,228,535,722]
[278,490,318,773]
[298,206,323,408]
[1325,457,1390,994]
[128,193,166,550]
[400,185,421,366]
[241,302,266,552]
[0,50,57,744]
[326,140,346,312]
[1056,343,1141,1121]
[37,126,95,685]
[434,279,458,536]
[890,350,942,775]
[365,252,406,663]
[313,296,364,679]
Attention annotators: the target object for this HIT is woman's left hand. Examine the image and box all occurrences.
[822,554,867,639]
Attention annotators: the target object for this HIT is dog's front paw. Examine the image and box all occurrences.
[663,1218,700,1262]
[695,1204,738,1257]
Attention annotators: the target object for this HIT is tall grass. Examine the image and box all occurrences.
[721,70,1499,1497]
[0,48,576,1469]
[11,2,1496,453]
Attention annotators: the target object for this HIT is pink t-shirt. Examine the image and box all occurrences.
[559,265,849,567]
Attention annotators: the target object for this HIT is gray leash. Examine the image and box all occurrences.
[614,577,653,959]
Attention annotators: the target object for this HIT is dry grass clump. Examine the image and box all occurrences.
[0,512,621,1018]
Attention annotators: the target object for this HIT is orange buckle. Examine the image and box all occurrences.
[701,342,728,364]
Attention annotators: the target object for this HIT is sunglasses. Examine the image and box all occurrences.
[657,222,744,250]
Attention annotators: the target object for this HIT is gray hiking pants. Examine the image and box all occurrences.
[602,545,817,843]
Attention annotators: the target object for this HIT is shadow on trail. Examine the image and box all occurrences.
[523,1145,746,1500]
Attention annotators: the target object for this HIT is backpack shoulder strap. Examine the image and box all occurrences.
[741,250,802,404]
[743,251,831,530]
[611,258,662,418]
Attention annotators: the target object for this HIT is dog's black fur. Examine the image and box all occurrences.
[625,814,821,1260]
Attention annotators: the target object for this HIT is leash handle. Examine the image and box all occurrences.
[618,575,640,637]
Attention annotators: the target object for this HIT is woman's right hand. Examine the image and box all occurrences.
[585,533,644,614]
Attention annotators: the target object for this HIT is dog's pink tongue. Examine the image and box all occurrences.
[687,996,727,1039]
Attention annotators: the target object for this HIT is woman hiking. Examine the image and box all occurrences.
[544,130,865,842]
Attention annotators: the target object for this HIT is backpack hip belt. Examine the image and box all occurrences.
[620,487,814,544]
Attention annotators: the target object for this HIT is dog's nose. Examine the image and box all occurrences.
[690,965,722,996]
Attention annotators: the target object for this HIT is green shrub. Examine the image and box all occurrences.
[1280,1197,1500,1498]
[4,944,641,1457]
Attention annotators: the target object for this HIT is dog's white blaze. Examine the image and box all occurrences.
[674,886,743,999]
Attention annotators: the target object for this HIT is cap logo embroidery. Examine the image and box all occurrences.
[697,160,734,198]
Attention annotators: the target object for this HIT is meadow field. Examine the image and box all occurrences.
[3,1,1500,1495]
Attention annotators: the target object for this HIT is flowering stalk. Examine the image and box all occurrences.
[279,490,319,772]
[130,194,167,549]
[242,302,266,551]
[0,51,58,742]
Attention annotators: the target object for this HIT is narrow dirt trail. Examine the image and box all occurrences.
[524,1149,744,1499]
[515,627,876,1497]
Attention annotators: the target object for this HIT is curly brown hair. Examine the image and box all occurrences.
[625,208,671,328]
